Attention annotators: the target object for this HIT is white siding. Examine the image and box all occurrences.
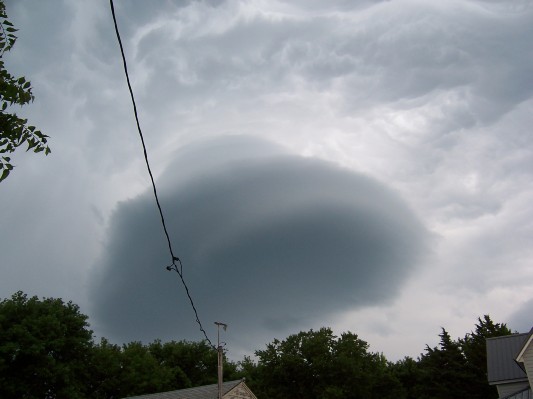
[223,382,258,399]
[522,343,533,390]
[498,382,530,398]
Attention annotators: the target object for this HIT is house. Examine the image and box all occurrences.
[487,329,533,399]
[123,379,258,399]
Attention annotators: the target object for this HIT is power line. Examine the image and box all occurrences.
[109,0,214,349]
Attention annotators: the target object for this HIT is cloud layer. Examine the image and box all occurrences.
[2,0,532,361]
[90,136,428,352]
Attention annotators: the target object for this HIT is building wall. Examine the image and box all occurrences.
[223,383,257,399]
[522,343,533,391]
[498,382,530,398]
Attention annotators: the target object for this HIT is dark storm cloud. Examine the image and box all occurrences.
[90,136,428,352]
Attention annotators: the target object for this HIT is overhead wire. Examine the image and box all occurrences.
[109,0,214,349]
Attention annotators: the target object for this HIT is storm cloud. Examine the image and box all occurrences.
[3,0,532,362]
[90,136,427,353]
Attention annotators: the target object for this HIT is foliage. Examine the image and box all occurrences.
[0,0,50,182]
[252,327,404,399]
[116,341,176,396]
[0,290,515,399]
[88,338,124,399]
[460,315,513,398]
[0,291,93,399]
[416,328,470,399]
[389,356,422,399]
[88,338,241,398]
[412,315,513,399]
[149,339,217,388]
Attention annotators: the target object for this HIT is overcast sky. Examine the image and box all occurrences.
[1,0,532,361]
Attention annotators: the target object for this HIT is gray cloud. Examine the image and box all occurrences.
[3,0,531,363]
[116,0,533,149]
[90,136,428,353]
[507,299,533,333]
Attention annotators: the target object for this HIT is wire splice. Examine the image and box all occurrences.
[109,0,214,349]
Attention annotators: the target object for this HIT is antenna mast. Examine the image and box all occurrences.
[215,321,227,399]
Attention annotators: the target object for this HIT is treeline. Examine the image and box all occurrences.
[0,291,513,398]
[246,316,511,399]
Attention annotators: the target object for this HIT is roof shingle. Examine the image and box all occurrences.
[487,333,529,384]
[124,380,244,399]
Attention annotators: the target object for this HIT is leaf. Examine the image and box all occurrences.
[26,139,36,151]
[0,5,50,183]
[0,168,10,182]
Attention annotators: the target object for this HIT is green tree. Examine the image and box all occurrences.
[0,291,93,399]
[235,355,260,389]
[460,315,513,399]
[0,0,50,182]
[417,328,469,399]
[253,327,403,399]
[149,340,241,388]
[88,338,124,399]
[389,356,422,399]
[414,316,513,399]
[117,341,176,397]
[146,340,194,389]
[88,338,239,398]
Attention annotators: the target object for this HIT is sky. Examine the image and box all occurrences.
[1,0,532,362]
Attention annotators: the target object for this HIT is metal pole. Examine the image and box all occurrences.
[215,322,227,399]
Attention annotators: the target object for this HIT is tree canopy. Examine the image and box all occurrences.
[251,327,404,399]
[393,315,513,399]
[0,290,517,399]
[0,291,241,399]
[0,0,50,182]
[0,291,93,398]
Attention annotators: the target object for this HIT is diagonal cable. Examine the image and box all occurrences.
[109,0,214,349]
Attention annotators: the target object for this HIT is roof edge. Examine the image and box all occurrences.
[516,329,533,363]
[488,377,529,386]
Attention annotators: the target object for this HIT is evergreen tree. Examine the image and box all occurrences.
[417,328,469,399]
[415,316,513,399]
[460,315,513,399]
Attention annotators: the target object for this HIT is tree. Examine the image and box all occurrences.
[88,338,240,398]
[253,327,404,399]
[417,328,470,399]
[148,339,242,388]
[148,339,218,388]
[389,356,422,399]
[0,0,50,182]
[415,316,513,399]
[460,315,513,399]
[117,341,176,397]
[0,291,93,398]
[88,338,124,399]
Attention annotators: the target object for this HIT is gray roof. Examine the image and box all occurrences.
[487,333,529,384]
[123,380,244,399]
